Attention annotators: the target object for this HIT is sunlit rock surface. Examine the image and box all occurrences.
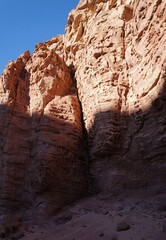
[65,0,166,192]
[0,47,87,223]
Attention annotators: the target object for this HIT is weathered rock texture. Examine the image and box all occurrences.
[0,46,87,223]
[0,0,165,223]
[65,0,166,193]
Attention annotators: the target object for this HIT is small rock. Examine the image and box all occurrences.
[55,214,72,225]
[117,221,130,231]
[116,205,124,211]
[130,206,136,210]
[82,225,87,228]
[103,210,109,215]
[117,212,123,217]
[99,232,104,237]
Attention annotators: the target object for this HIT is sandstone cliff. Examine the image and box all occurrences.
[0,44,87,223]
[65,0,166,192]
[0,0,165,223]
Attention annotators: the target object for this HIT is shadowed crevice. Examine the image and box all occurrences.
[69,64,91,193]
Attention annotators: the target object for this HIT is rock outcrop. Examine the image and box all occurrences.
[0,45,87,223]
[0,0,165,223]
[65,0,166,193]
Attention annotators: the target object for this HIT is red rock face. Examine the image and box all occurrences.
[0,0,165,222]
[0,46,87,222]
[65,0,166,193]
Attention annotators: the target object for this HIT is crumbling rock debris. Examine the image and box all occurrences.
[0,0,165,224]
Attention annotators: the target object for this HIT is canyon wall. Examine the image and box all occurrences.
[65,0,166,193]
[0,0,165,222]
[0,45,87,223]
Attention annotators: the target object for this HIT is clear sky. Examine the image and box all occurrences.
[0,0,79,75]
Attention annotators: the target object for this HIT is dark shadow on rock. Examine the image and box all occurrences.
[88,80,166,195]
[0,51,88,224]
[0,73,166,224]
[0,103,87,224]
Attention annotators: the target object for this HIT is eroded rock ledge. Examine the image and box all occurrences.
[0,0,165,223]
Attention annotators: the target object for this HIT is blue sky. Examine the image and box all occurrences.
[0,0,79,75]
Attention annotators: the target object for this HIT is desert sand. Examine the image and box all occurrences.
[10,188,165,240]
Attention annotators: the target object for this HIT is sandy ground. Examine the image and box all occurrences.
[2,188,166,240]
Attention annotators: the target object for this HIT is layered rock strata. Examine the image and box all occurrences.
[65,0,166,192]
[0,0,165,223]
[0,46,87,222]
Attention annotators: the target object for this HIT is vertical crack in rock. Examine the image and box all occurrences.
[69,64,90,192]
[25,42,88,219]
